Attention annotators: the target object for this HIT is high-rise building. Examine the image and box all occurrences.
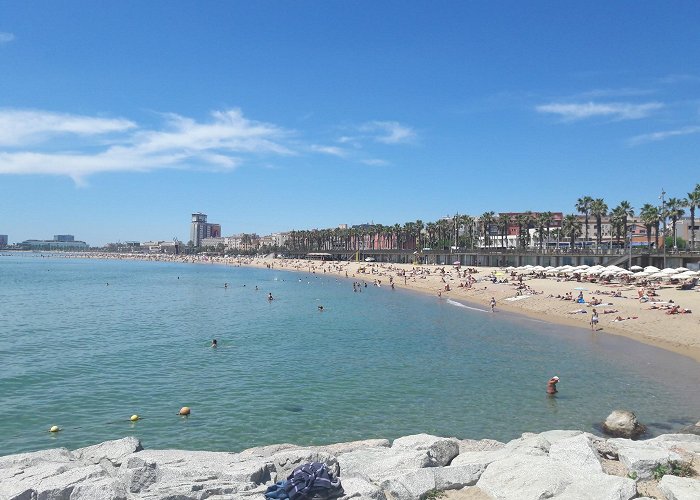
[0,235,8,247]
[190,213,221,247]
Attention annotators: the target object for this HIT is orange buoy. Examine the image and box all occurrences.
[178,406,191,416]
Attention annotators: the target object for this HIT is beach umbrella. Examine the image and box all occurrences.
[630,265,643,271]
[644,266,660,273]
[616,270,633,275]
[632,271,650,277]
[661,268,679,274]
[675,270,698,278]
[675,267,689,272]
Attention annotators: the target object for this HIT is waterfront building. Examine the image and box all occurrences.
[18,236,88,250]
[53,235,75,242]
[190,213,221,247]
[142,240,180,254]
[0,235,7,248]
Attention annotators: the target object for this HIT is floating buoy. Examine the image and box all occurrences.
[49,425,60,433]
[130,414,140,422]
[178,407,190,416]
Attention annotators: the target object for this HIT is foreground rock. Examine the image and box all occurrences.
[1,432,698,500]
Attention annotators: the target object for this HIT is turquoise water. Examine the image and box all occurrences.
[1,253,698,456]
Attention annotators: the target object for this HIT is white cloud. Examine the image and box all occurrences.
[0,108,294,183]
[309,144,347,157]
[0,32,15,44]
[359,121,416,144]
[361,158,389,166]
[628,125,700,146]
[536,101,663,121]
[0,109,136,146]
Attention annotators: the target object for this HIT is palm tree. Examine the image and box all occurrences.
[666,197,686,249]
[576,196,593,245]
[481,211,495,248]
[415,220,424,250]
[687,183,700,250]
[515,213,532,249]
[590,198,608,249]
[496,214,510,249]
[609,206,625,246]
[614,201,635,249]
[536,212,553,250]
[561,214,582,249]
[639,204,660,248]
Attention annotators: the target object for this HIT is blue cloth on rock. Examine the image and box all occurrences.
[284,462,344,500]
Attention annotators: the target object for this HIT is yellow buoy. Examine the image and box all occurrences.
[49,425,60,433]
[178,406,191,416]
[130,414,140,422]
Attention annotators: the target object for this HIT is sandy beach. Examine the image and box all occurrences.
[55,252,700,363]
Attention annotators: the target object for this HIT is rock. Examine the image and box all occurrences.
[502,434,551,456]
[646,433,700,453]
[537,430,584,445]
[339,476,386,499]
[268,449,337,479]
[6,463,109,500]
[236,443,300,460]
[455,439,505,454]
[449,450,508,468]
[607,438,683,480]
[380,464,486,500]
[73,436,143,467]
[548,435,603,473]
[476,455,636,500]
[120,456,158,493]
[658,475,700,500]
[392,434,459,466]
[318,438,391,456]
[678,421,700,436]
[338,447,433,482]
[601,410,647,439]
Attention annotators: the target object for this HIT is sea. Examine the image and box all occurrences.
[1,252,699,456]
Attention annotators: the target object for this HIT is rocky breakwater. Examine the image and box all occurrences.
[1,431,699,500]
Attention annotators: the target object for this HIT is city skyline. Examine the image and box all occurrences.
[1,2,699,245]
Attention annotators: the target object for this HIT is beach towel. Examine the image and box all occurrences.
[284,462,344,500]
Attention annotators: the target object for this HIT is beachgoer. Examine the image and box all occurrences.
[546,376,559,394]
[268,293,274,301]
[590,308,599,331]
[490,297,496,313]
[211,339,218,348]
[318,305,324,311]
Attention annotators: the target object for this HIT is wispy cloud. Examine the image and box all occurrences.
[0,32,15,44]
[308,144,347,157]
[536,101,663,121]
[359,121,416,144]
[628,125,700,146]
[0,109,136,146]
[361,158,389,166]
[0,108,294,183]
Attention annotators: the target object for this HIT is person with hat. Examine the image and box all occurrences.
[546,376,559,394]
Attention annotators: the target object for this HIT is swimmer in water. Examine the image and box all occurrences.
[318,305,324,311]
[546,376,559,394]
[268,293,274,301]
[211,339,218,348]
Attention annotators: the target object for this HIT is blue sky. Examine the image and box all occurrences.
[1,1,698,245]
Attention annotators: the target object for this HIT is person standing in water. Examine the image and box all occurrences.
[211,339,218,348]
[268,292,274,301]
[490,297,496,312]
[546,376,559,394]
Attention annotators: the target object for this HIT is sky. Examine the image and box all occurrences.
[1,1,699,246]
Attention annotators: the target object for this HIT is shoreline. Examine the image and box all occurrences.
[11,251,700,363]
[238,256,700,364]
